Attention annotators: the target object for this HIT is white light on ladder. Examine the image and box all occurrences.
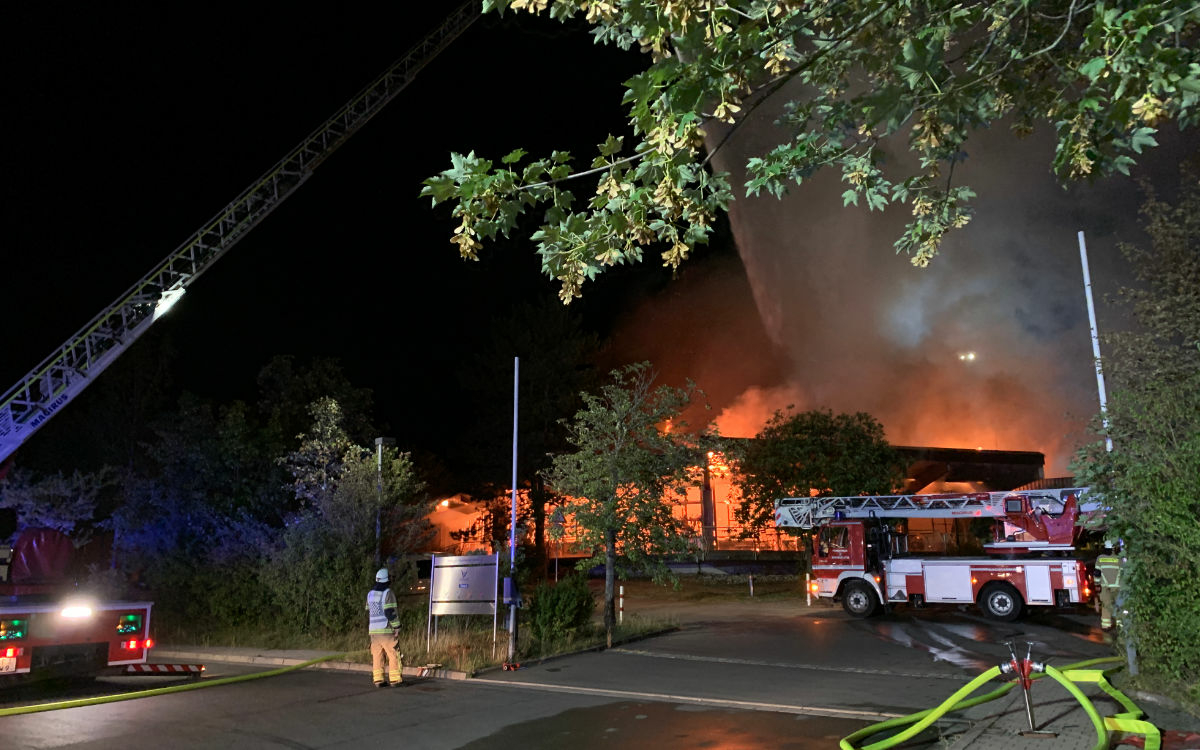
[153,288,186,321]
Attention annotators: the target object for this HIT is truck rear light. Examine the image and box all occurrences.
[122,639,153,650]
[3,647,23,658]
[809,582,820,593]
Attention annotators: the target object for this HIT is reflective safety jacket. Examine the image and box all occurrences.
[1097,555,1122,589]
[366,583,400,634]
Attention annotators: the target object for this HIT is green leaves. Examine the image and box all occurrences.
[731,409,902,533]
[1071,172,1200,697]
[424,0,1200,297]
[1079,56,1108,82]
[547,362,701,573]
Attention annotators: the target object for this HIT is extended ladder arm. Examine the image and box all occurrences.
[0,3,479,464]
[774,488,1093,529]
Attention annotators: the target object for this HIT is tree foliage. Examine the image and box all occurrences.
[424,1,1200,300]
[546,362,703,645]
[1072,166,1200,705]
[267,399,432,635]
[279,397,356,510]
[732,408,902,532]
[0,467,115,545]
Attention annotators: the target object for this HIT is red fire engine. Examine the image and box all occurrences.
[1,528,154,682]
[774,488,1097,621]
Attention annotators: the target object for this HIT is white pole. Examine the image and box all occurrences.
[806,572,811,607]
[508,357,520,663]
[1079,231,1136,675]
[1078,231,1114,452]
[619,585,624,625]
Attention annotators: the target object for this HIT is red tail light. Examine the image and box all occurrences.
[3,647,22,658]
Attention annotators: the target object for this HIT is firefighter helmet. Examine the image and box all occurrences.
[376,567,390,583]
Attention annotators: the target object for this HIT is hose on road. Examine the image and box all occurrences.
[839,656,1160,750]
[0,653,348,717]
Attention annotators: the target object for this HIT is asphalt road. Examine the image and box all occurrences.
[1,594,1115,749]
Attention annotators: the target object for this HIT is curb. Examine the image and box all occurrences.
[472,626,680,677]
[154,626,680,683]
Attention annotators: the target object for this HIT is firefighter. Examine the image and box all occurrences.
[366,566,402,687]
[1096,542,1122,631]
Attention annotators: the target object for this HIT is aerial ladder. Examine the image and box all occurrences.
[775,488,1098,552]
[0,2,479,466]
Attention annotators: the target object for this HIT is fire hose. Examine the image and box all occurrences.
[839,653,1161,750]
[0,652,349,717]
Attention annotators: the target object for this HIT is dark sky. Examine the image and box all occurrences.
[5,4,1193,477]
[3,4,769,462]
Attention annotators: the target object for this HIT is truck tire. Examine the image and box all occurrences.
[979,583,1023,621]
[842,581,879,618]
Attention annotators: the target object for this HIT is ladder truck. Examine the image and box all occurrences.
[774,488,1098,621]
[1,529,154,682]
[0,5,478,682]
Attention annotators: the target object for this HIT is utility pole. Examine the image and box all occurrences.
[375,436,395,566]
[507,357,520,665]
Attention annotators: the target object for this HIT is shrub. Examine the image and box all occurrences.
[525,575,595,645]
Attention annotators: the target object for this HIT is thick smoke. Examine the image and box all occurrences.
[611,92,1189,476]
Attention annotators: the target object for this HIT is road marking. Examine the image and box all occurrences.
[469,677,904,720]
[611,647,972,680]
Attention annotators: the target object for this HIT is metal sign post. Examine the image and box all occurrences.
[506,357,520,665]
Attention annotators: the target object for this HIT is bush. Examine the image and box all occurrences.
[525,575,596,645]
[264,516,375,637]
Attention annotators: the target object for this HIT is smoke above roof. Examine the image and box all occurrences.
[607,99,1191,476]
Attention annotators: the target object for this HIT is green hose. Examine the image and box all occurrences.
[840,655,1159,750]
[838,666,1004,750]
[1042,664,1109,748]
[0,652,349,717]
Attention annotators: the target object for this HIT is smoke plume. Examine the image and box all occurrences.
[610,91,1191,476]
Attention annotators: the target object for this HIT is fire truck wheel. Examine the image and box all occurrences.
[979,583,1024,621]
[841,581,879,618]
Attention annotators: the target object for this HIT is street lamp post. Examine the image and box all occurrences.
[375,436,395,566]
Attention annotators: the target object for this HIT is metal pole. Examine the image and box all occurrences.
[619,585,624,625]
[1078,232,1114,452]
[1079,231,1137,675]
[374,437,394,566]
[508,357,519,663]
[375,439,383,566]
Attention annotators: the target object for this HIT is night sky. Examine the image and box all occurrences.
[5,4,1195,478]
[4,5,763,463]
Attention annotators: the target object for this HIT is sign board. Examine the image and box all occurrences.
[429,554,498,616]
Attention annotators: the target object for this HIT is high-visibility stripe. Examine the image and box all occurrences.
[124,664,205,674]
